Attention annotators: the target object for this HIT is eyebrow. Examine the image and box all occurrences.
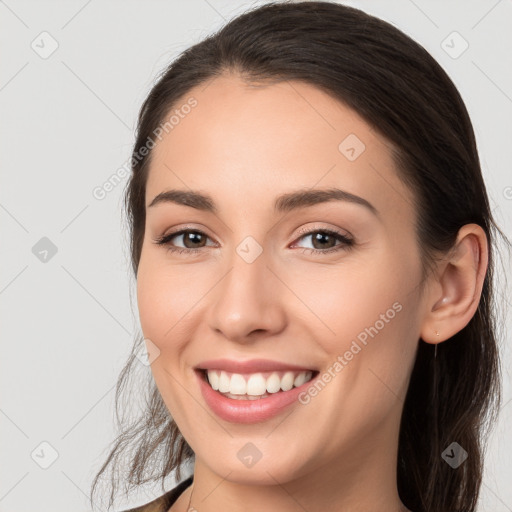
[148,187,379,217]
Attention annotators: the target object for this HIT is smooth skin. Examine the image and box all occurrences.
[136,74,488,512]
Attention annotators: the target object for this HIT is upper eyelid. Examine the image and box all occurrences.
[162,225,218,244]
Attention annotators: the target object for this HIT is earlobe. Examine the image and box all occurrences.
[420,224,488,344]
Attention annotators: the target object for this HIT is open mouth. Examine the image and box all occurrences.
[197,368,319,400]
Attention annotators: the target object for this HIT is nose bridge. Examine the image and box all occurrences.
[207,239,286,341]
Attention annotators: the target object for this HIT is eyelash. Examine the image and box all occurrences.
[153,226,354,257]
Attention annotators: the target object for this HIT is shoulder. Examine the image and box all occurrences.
[121,476,193,512]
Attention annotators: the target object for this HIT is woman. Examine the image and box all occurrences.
[90,2,508,511]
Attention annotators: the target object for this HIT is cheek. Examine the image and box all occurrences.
[137,261,163,341]
[294,261,406,347]
[136,259,198,420]
[137,255,184,346]
[302,255,418,387]
[136,253,216,355]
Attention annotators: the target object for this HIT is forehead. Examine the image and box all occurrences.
[145,74,414,222]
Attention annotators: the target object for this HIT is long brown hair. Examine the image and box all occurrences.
[90,2,509,510]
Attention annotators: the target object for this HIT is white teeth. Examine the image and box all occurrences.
[208,370,220,391]
[247,373,267,395]
[205,369,314,397]
[294,371,311,387]
[280,371,295,391]
[266,373,281,393]
[218,371,231,393]
[230,373,247,395]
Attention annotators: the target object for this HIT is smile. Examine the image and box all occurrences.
[205,369,315,399]
[194,360,320,423]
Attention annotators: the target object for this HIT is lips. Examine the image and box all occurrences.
[195,369,319,423]
[194,358,320,423]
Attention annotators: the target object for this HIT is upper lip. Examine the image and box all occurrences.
[196,358,317,374]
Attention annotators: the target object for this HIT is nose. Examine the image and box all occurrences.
[206,247,287,344]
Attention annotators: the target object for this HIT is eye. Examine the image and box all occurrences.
[153,228,216,256]
[291,226,354,255]
[152,225,355,257]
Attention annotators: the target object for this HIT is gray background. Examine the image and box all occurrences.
[1,0,511,510]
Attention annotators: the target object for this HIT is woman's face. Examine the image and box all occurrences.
[137,74,428,486]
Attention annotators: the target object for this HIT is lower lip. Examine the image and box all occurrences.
[196,370,317,424]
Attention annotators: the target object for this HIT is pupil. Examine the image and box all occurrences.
[313,232,334,249]
[185,231,204,248]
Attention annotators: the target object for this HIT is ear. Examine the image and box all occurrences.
[420,223,488,344]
